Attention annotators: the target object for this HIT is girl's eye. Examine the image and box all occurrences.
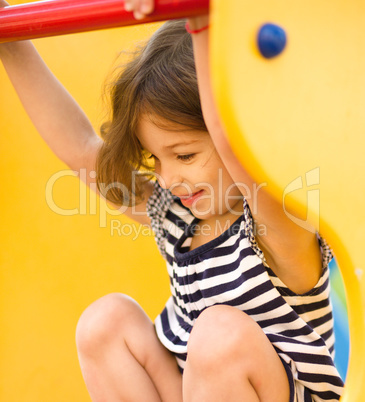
[177,154,195,162]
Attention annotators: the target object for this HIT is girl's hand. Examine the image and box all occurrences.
[0,0,9,7]
[123,0,209,25]
[124,0,155,20]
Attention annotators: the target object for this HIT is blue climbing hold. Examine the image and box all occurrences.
[257,23,287,59]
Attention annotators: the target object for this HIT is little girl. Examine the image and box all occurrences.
[0,0,344,401]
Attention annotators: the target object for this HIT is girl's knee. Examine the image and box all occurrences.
[187,305,263,369]
[186,306,290,400]
[76,293,139,355]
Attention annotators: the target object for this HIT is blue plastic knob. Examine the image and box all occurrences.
[257,23,287,59]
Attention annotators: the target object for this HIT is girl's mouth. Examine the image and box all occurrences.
[178,190,204,208]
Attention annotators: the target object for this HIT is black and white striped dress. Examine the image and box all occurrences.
[146,182,344,402]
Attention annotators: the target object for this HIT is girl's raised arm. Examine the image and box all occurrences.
[0,1,153,225]
[188,16,324,295]
[0,37,101,176]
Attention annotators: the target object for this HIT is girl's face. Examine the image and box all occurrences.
[137,115,243,224]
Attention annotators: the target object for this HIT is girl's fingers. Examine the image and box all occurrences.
[140,0,154,14]
[124,0,154,19]
[124,1,133,12]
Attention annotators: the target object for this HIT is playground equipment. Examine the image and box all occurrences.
[0,0,361,400]
[0,0,209,42]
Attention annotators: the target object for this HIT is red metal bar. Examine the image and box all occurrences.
[0,0,209,43]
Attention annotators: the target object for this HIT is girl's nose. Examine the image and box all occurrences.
[155,163,181,190]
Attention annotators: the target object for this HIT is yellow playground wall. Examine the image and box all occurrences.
[0,3,166,400]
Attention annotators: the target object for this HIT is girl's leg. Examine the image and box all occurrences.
[76,293,182,402]
[183,305,290,402]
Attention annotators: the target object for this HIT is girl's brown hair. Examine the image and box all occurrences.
[96,19,207,206]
